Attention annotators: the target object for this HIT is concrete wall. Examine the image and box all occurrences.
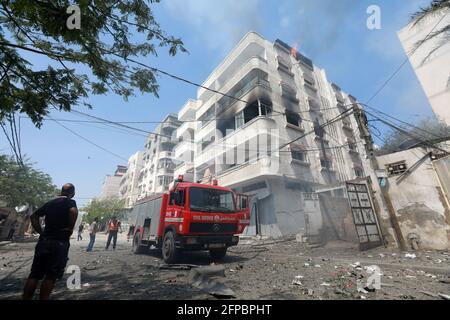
[377,148,450,250]
[398,12,450,125]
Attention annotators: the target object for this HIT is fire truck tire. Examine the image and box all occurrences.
[132,231,147,254]
[162,230,179,264]
[209,248,227,260]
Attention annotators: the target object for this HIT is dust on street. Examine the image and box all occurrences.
[1,233,449,300]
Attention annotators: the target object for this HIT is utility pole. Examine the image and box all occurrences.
[353,105,407,251]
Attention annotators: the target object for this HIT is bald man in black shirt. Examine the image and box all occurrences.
[22,183,78,300]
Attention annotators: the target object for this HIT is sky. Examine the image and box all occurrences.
[1,0,436,207]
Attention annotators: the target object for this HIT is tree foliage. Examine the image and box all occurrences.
[0,0,187,127]
[411,0,450,61]
[0,154,59,208]
[376,117,450,155]
[82,197,126,223]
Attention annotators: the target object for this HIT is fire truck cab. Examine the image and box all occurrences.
[131,176,250,263]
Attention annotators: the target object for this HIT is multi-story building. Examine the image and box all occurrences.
[100,165,127,199]
[398,11,450,125]
[174,32,372,238]
[137,114,181,198]
[119,151,144,208]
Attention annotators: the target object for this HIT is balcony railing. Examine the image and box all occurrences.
[216,76,271,114]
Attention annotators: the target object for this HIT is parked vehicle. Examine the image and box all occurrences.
[131,176,250,263]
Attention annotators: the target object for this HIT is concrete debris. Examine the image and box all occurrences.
[295,275,304,279]
[189,265,235,298]
[439,278,450,284]
[438,294,450,300]
[349,262,361,268]
[405,253,417,259]
[82,283,90,287]
[360,295,367,300]
[420,291,439,298]
[304,263,310,267]
[292,279,303,286]
[314,264,321,268]
[159,264,197,271]
[320,282,331,287]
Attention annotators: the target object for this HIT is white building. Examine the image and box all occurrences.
[398,11,450,125]
[120,151,144,208]
[137,114,181,198]
[174,32,372,238]
[100,165,127,199]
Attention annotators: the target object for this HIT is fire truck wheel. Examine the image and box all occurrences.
[132,231,146,254]
[162,231,179,264]
[209,248,227,260]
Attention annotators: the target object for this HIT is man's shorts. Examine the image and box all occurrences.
[28,239,70,281]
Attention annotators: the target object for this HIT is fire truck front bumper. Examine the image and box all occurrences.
[177,235,239,250]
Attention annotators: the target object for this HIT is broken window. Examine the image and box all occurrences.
[291,146,307,162]
[354,167,364,177]
[386,161,407,176]
[286,111,302,128]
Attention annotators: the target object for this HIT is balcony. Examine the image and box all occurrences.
[176,120,196,139]
[158,151,173,160]
[196,56,269,118]
[194,116,277,168]
[198,32,267,100]
[178,99,199,121]
[174,140,195,159]
[215,74,271,115]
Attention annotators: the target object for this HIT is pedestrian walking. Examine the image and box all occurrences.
[6,220,18,241]
[105,216,122,250]
[77,223,84,241]
[86,218,98,252]
[22,183,78,300]
[127,225,135,242]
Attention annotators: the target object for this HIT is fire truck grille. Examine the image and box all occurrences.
[189,223,237,233]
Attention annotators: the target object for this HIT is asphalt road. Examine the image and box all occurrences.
[1,234,449,300]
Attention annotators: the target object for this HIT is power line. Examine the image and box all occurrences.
[364,109,449,154]
[48,116,129,162]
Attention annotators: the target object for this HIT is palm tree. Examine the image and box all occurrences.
[410,0,450,61]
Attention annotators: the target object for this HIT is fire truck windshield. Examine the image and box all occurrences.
[189,187,235,213]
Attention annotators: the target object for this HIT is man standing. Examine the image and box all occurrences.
[105,216,121,250]
[6,220,18,241]
[77,223,84,241]
[22,183,78,300]
[86,218,98,252]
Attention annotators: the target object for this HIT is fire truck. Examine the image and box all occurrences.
[131,176,250,263]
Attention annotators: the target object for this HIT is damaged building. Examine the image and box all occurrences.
[173,32,374,240]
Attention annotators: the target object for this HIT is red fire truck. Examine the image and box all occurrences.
[131,176,250,263]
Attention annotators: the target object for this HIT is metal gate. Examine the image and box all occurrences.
[346,182,383,250]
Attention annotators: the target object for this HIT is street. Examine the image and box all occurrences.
[1,233,449,300]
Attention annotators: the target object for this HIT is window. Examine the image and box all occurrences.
[189,187,235,213]
[235,112,244,129]
[320,158,332,169]
[386,161,407,176]
[291,148,306,162]
[286,111,301,127]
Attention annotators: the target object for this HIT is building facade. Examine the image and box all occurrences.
[398,12,450,125]
[100,165,127,199]
[174,32,373,238]
[120,151,144,208]
[137,114,182,198]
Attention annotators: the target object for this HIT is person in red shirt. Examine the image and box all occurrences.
[105,216,122,250]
